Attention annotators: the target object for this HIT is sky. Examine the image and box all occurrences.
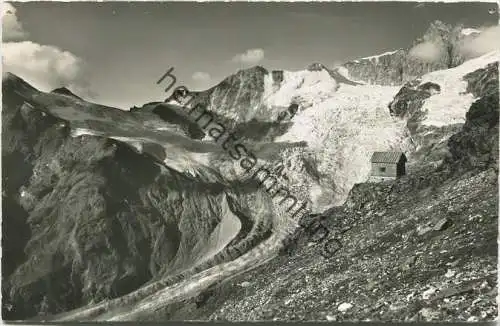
[2,1,498,109]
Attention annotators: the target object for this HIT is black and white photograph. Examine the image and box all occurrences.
[1,1,499,322]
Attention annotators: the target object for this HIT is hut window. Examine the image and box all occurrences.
[379,167,386,173]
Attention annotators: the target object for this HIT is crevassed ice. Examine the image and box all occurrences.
[275,82,411,209]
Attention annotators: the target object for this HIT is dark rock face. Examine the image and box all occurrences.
[387,79,452,166]
[387,62,498,168]
[388,80,441,119]
[1,74,271,320]
[307,63,326,71]
[50,87,83,101]
[463,62,499,98]
[341,21,468,85]
[152,103,206,139]
[341,47,456,86]
[343,49,407,85]
[192,66,269,122]
[445,63,499,173]
[272,70,284,84]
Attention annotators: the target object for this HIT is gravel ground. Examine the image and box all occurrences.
[151,165,497,322]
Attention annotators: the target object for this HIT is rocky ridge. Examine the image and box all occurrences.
[1,73,280,320]
[339,21,480,85]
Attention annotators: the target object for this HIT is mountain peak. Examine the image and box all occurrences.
[236,65,268,75]
[50,87,83,100]
[2,72,39,95]
[307,63,326,71]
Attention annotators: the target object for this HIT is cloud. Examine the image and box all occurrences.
[2,2,92,98]
[192,71,211,83]
[231,48,265,65]
[408,40,445,63]
[2,41,90,94]
[2,2,28,42]
[191,71,212,90]
[409,25,500,63]
[460,25,500,58]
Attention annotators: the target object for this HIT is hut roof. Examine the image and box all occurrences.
[370,151,406,164]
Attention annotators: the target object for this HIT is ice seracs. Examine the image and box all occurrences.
[274,79,412,210]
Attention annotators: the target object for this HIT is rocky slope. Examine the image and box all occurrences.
[339,21,478,85]
[1,24,498,321]
[37,50,497,322]
[172,165,497,322]
[127,62,498,322]
[1,73,283,320]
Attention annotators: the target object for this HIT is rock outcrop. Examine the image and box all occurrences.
[341,21,471,85]
[386,53,498,167]
[50,87,83,101]
[445,63,499,173]
[1,74,275,320]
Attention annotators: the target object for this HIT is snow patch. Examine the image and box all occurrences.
[419,51,500,127]
[358,49,402,63]
[70,127,101,138]
[262,69,338,116]
[195,195,242,266]
[111,136,144,153]
[335,66,367,85]
[461,28,481,36]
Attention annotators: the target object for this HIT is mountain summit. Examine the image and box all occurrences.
[50,87,83,100]
[339,21,487,85]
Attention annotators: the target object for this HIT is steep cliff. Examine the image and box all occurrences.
[340,22,476,85]
[1,73,278,320]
